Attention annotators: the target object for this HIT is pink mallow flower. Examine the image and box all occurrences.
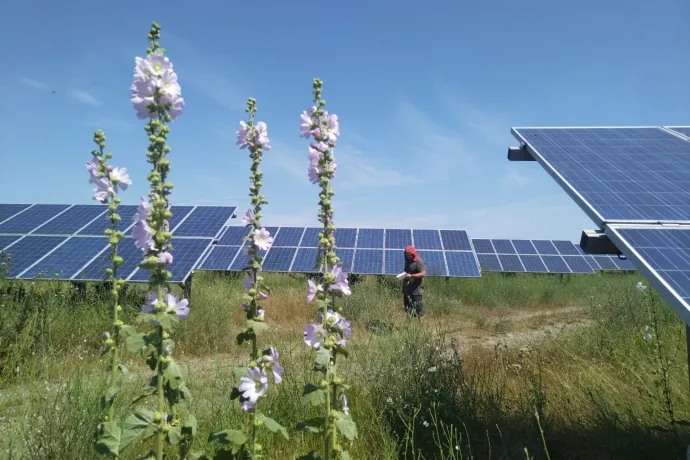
[253,228,273,251]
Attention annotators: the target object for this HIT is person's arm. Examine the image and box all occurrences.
[406,261,426,279]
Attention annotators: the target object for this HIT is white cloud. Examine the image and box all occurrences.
[335,145,421,188]
[69,89,102,106]
[19,77,49,91]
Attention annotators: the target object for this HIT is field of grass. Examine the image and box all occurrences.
[1,270,689,459]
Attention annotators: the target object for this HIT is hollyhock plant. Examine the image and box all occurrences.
[209,97,288,457]
[90,129,136,459]
[296,78,358,460]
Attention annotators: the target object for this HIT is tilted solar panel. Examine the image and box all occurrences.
[666,126,690,138]
[127,237,213,283]
[74,237,146,281]
[0,204,70,234]
[1,235,68,278]
[77,205,139,236]
[31,205,107,235]
[0,204,31,224]
[173,206,236,238]
[20,236,109,280]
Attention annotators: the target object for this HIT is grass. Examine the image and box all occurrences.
[0,270,689,459]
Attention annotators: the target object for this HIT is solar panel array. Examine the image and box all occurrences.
[198,226,482,277]
[511,125,690,326]
[0,203,236,283]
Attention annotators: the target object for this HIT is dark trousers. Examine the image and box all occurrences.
[403,294,424,317]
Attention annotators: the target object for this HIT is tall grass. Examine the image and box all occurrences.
[0,271,688,459]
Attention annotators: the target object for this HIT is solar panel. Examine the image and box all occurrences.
[291,247,320,273]
[418,250,448,276]
[335,248,354,272]
[262,247,297,272]
[353,249,383,274]
[532,240,559,255]
[173,206,236,238]
[272,227,305,247]
[512,127,690,225]
[0,204,31,224]
[300,227,321,247]
[477,253,501,272]
[594,255,618,270]
[0,235,21,251]
[335,228,357,248]
[612,255,636,270]
[385,229,412,249]
[562,255,595,274]
[666,126,690,138]
[218,226,250,246]
[605,224,690,324]
[77,205,139,235]
[519,255,549,273]
[31,205,107,235]
[472,239,494,254]
[440,230,472,251]
[356,229,384,249]
[0,204,70,234]
[552,240,581,256]
[412,229,443,250]
[197,245,242,271]
[128,238,213,283]
[498,254,524,272]
[541,255,571,273]
[20,237,109,280]
[445,251,481,277]
[230,245,267,271]
[492,239,516,254]
[384,250,403,275]
[74,237,145,281]
[2,236,67,278]
[512,239,538,254]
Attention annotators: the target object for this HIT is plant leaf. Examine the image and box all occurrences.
[314,348,331,370]
[94,421,121,456]
[296,417,325,434]
[302,384,326,407]
[182,413,198,437]
[118,324,138,340]
[256,413,289,439]
[163,361,185,389]
[168,425,183,445]
[335,413,358,441]
[341,451,351,460]
[247,320,269,333]
[208,429,248,446]
[125,332,146,354]
[119,407,155,452]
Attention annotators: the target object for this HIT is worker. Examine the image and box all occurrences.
[403,245,426,320]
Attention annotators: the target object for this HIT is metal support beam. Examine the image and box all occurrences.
[182,274,193,302]
[507,145,535,161]
[579,229,621,255]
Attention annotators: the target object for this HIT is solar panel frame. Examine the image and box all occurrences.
[0,204,71,234]
[30,205,107,235]
[512,126,690,226]
[2,235,69,278]
[605,224,690,324]
[665,126,690,139]
[172,206,237,238]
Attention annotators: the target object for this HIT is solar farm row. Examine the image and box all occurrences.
[510,125,690,325]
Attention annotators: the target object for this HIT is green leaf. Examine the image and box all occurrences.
[341,451,351,460]
[125,332,146,354]
[157,310,180,331]
[118,363,129,374]
[168,425,183,445]
[236,331,251,345]
[179,384,192,401]
[296,417,324,434]
[182,413,198,438]
[335,413,358,441]
[232,366,248,382]
[163,361,185,389]
[100,385,120,409]
[118,324,138,340]
[95,421,121,456]
[247,320,269,333]
[208,429,248,446]
[298,451,323,460]
[314,348,331,370]
[302,384,326,407]
[256,413,289,440]
[119,407,155,452]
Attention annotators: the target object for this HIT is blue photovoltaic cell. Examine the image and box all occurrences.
[512,240,538,254]
[520,255,549,273]
[0,204,31,224]
[667,127,690,138]
[77,205,139,236]
[440,230,472,251]
[418,250,447,276]
[612,256,636,270]
[0,204,69,234]
[532,240,559,255]
[32,205,106,235]
[594,255,618,270]
[498,254,524,272]
[335,248,354,272]
[300,228,321,247]
[412,230,443,250]
[385,229,412,249]
[74,237,143,281]
[563,256,595,274]
[583,255,601,270]
[129,238,212,282]
[173,206,236,237]
[552,240,580,256]
[353,249,383,274]
[384,250,404,275]
[492,239,516,254]
[218,226,250,246]
[0,235,21,251]
[230,246,267,270]
[335,228,357,248]
[291,247,320,272]
[273,227,305,247]
[168,206,196,233]
[356,229,383,249]
[541,255,571,273]
[3,236,67,278]
[605,226,690,322]
[262,247,297,272]
[198,246,241,271]
[21,237,108,279]
[477,253,502,271]
[472,239,495,254]
[513,127,690,223]
[445,251,480,277]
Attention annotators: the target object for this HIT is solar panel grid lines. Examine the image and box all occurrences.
[605,224,690,324]
[19,236,110,280]
[31,205,108,236]
[511,126,690,225]
[77,204,140,236]
[74,237,145,281]
[126,237,214,283]
[3,235,69,278]
[173,206,237,238]
[0,204,71,234]
[664,126,690,139]
[0,204,33,225]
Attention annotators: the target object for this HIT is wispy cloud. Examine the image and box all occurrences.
[335,145,421,188]
[69,89,103,106]
[500,168,530,188]
[19,77,50,91]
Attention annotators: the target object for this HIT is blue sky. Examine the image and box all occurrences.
[1,0,688,241]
